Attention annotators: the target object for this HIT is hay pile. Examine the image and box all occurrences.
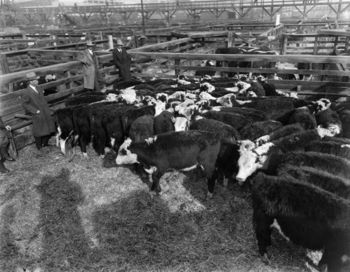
[0,143,312,272]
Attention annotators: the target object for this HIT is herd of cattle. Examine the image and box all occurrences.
[54,74,350,272]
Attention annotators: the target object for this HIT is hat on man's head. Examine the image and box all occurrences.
[86,40,94,47]
[115,38,124,46]
[26,71,37,81]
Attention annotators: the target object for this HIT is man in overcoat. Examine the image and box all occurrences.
[112,38,132,81]
[78,40,101,92]
[0,117,14,173]
[20,72,56,150]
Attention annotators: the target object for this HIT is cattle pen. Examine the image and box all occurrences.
[1,15,350,272]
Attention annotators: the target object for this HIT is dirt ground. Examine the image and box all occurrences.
[0,142,320,272]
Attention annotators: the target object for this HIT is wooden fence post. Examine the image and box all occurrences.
[174,58,180,76]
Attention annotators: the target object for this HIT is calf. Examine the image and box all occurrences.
[252,172,350,272]
[115,130,221,197]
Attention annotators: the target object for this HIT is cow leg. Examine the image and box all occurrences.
[320,242,343,272]
[253,207,273,257]
[150,171,162,194]
[207,169,218,198]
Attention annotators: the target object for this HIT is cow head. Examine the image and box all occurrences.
[174,115,189,131]
[116,138,138,165]
[154,100,166,117]
[200,82,215,93]
[235,140,274,184]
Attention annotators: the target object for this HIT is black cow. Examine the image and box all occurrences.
[202,111,252,131]
[277,106,317,130]
[278,165,350,199]
[252,172,350,272]
[305,140,350,160]
[129,115,154,142]
[115,130,222,197]
[153,111,175,134]
[239,120,283,140]
[189,118,240,144]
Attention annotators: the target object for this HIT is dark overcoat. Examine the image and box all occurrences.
[0,117,9,147]
[112,47,132,81]
[78,49,101,91]
[20,85,56,137]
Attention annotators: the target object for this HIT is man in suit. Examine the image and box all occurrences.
[78,40,101,92]
[20,72,56,150]
[112,38,132,81]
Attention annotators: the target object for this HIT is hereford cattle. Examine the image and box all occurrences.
[239,120,283,140]
[316,108,342,136]
[236,128,343,183]
[202,111,252,131]
[189,118,240,144]
[231,96,295,120]
[278,165,350,199]
[153,111,175,134]
[115,130,221,197]
[252,172,350,272]
[277,106,317,130]
[129,115,154,142]
[305,140,350,160]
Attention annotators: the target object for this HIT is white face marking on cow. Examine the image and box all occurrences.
[174,116,188,131]
[328,124,341,136]
[236,141,274,184]
[314,98,331,113]
[120,87,137,104]
[106,93,118,101]
[116,138,138,165]
[199,92,216,101]
[154,101,166,117]
[316,126,335,138]
[255,135,271,146]
[200,82,215,93]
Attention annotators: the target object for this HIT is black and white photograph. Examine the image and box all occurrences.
[0,0,350,271]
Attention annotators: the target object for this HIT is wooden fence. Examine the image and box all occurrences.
[280,31,350,55]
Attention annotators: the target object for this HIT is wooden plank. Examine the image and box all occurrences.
[172,65,350,77]
[129,38,193,52]
[0,60,82,85]
[129,51,350,64]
